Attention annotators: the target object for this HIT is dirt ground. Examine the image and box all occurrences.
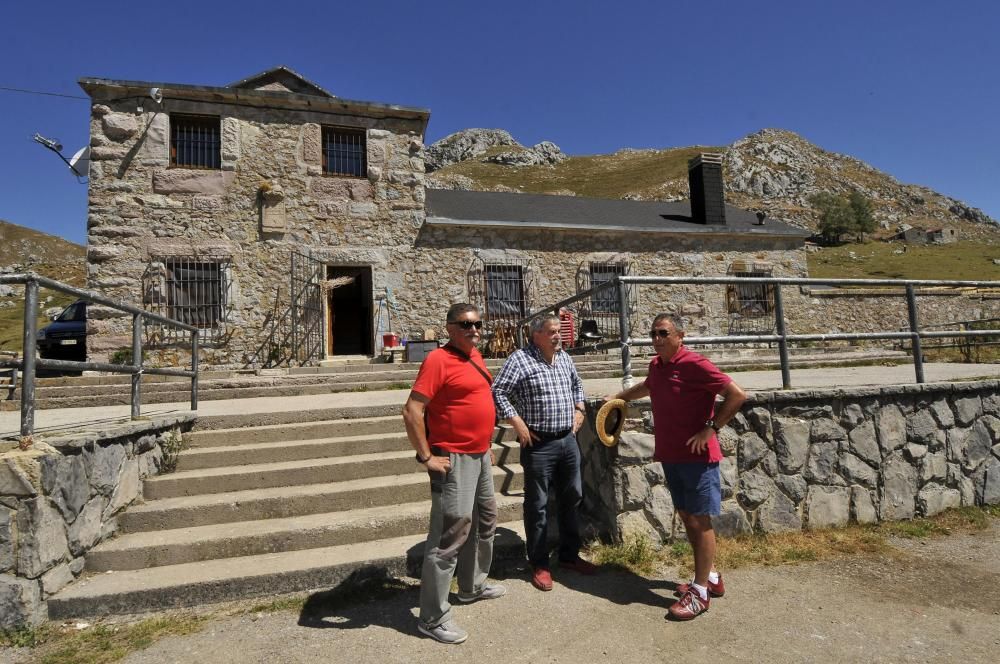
[6,521,998,663]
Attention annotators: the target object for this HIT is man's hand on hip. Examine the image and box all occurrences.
[686,427,713,455]
[510,417,539,448]
[424,455,451,473]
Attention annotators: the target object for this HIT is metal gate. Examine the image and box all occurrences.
[290,249,324,365]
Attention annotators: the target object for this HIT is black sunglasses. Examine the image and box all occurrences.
[649,329,672,339]
[449,320,483,330]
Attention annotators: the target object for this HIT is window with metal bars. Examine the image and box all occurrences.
[484,264,527,319]
[589,262,627,314]
[725,260,775,334]
[170,115,221,169]
[322,127,367,177]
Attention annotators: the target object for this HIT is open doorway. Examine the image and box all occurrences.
[325,265,373,356]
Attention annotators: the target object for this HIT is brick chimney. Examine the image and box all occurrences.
[688,153,726,225]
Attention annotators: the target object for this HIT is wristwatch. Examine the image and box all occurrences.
[416,452,431,464]
[704,419,720,432]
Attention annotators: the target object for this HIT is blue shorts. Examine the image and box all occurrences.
[662,462,721,516]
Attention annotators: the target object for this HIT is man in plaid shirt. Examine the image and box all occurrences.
[492,315,599,591]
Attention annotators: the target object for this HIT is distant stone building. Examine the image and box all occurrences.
[80,67,808,367]
[927,227,958,244]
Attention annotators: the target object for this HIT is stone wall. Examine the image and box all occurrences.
[85,93,426,366]
[578,381,1000,544]
[0,417,192,628]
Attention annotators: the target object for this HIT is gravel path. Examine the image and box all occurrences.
[109,522,1000,664]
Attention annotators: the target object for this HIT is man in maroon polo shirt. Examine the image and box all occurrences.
[607,312,746,620]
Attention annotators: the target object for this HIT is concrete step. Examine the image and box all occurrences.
[88,494,524,571]
[183,415,404,448]
[146,443,523,499]
[49,521,527,619]
[121,464,525,532]
[192,405,404,431]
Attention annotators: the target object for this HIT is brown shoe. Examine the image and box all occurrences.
[668,587,710,620]
[676,574,725,598]
[531,567,553,591]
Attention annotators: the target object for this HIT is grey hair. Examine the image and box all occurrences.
[446,302,479,323]
[529,314,561,335]
[652,312,685,333]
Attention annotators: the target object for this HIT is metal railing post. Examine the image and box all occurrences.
[131,313,143,419]
[191,329,199,411]
[905,285,925,383]
[617,278,633,388]
[20,278,39,439]
[773,284,791,389]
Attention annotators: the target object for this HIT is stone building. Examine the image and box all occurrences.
[80,66,809,367]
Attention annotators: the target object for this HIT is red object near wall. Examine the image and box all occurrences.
[559,309,575,348]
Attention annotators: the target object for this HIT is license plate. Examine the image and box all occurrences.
[59,339,78,345]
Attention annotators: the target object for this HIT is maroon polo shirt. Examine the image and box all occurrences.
[643,345,732,464]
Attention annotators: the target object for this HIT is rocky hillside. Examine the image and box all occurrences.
[427,128,997,238]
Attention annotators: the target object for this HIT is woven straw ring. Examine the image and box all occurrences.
[595,399,627,447]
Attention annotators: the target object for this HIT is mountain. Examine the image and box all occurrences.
[0,220,85,353]
[427,128,997,238]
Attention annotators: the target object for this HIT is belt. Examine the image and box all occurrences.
[530,428,571,442]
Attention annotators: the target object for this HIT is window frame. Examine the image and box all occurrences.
[169,114,222,170]
[483,264,527,320]
[321,126,368,178]
[588,262,628,314]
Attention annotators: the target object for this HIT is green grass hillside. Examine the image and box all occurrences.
[433,146,723,199]
[807,240,1000,282]
[0,219,85,354]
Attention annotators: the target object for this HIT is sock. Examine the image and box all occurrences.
[691,582,709,601]
[708,571,719,584]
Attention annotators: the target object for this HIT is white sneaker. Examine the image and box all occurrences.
[417,619,469,644]
[456,583,507,603]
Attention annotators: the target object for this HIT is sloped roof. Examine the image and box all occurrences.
[425,189,809,238]
[227,66,334,97]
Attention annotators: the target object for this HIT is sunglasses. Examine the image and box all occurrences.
[649,329,673,339]
[449,320,483,330]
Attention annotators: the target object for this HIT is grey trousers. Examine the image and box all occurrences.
[419,450,497,627]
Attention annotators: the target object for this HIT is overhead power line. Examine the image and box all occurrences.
[0,86,88,100]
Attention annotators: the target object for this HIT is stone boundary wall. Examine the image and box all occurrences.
[0,416,194,628]
[578,380,1000,544]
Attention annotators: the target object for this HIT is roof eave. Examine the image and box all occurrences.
[424,216,809,238]
[77,77,430,125]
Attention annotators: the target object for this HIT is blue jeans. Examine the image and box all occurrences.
[521,431,583,569]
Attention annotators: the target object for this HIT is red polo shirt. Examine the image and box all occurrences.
[643,346,731,464]
[411,346,495,454]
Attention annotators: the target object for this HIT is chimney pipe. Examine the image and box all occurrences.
[688,153,726,225]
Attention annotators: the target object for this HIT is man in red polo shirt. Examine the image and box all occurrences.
[402,303,504,644]
[607,312,745,620]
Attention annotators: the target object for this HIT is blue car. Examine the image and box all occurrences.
[37,300,87,362]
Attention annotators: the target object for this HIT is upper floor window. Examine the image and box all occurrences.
[170,114,221,169]
[322,127,367,177]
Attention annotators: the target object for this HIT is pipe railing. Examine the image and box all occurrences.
[0,273,200,440]
[514,275,1000,390]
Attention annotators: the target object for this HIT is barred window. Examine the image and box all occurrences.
[164,260,228,329]
[484,265,527,319]
[170,115,221,169]
[589,262,627,314]
[322,127,367,177]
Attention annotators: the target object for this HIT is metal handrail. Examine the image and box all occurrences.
[0,272,200,441]
[514,275,1000,390]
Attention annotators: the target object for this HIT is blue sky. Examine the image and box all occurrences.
[2,0,998,245]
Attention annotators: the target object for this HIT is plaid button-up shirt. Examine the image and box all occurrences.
[492,343,585,432]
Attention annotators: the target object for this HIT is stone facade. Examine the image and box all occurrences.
[578,380,1000,544]
[0,418,192,628]
[81,69,809,368]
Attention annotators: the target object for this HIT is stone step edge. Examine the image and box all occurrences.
[48,521,528,619]
[88,495,525,571]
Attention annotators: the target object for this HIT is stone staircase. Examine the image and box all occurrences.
[47,405,526,618]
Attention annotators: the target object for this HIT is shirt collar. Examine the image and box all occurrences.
[657,345,689,367]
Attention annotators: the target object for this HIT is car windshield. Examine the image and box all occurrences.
[56,303,86,322]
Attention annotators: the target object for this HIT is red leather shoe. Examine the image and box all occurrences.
[531,567,553,591]
[675,574,725,598]
[559,558,599,575]
[668,587,710,620]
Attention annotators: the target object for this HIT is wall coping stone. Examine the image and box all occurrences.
[1,415,195,453]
